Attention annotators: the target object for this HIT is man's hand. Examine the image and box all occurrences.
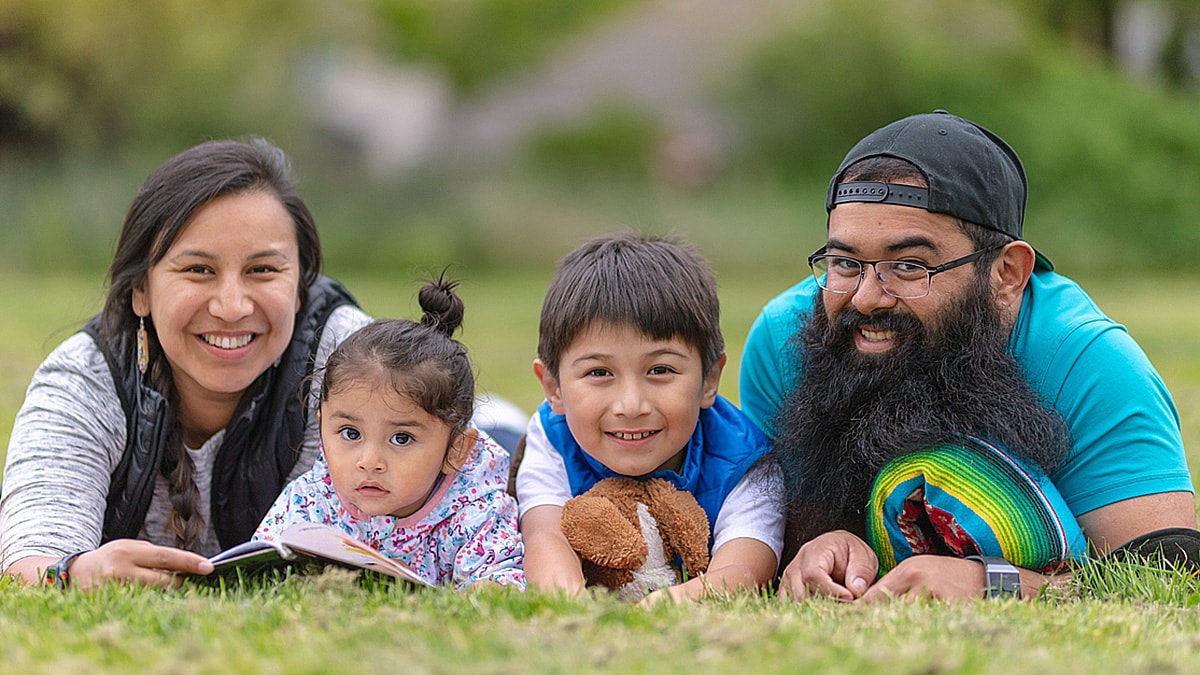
[859,555,989,602]
[779,530,878,601]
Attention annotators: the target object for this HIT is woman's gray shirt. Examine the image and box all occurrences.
[1,305,372,566]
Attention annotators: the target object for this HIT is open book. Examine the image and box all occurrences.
[198,522,430,586]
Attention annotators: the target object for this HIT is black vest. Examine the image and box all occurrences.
[84,275,358,549]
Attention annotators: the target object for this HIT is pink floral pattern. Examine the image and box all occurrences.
[255,433,524,590]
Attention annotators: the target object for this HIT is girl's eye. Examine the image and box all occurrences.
[338,427,360,441]
[184,265,212,275]
[390,432,413,446]
[248,264,278,275]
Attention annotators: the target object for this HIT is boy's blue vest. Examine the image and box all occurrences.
[538,395,771,531]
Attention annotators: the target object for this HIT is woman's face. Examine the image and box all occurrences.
[132,190,302,417]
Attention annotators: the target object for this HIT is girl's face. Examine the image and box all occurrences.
[320,380,471,519]
[132,190,302,424]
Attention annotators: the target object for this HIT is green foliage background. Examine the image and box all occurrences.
[2,0,1199,278]
[3,4,1200,671]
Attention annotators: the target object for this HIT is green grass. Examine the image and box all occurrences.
[3,269,1200,673]
[2,566,1200,674]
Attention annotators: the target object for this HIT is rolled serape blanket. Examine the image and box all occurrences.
[865,436,1087,574]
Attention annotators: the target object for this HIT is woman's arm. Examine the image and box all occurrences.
[2,333,122,570]
[7,542,213,589]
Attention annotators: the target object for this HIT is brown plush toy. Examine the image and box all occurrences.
[560,477,711,601]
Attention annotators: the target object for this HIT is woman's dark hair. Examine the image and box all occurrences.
[320,275,475,449]
[98,137,322,550]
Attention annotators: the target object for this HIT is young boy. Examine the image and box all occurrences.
[516,232,783,602]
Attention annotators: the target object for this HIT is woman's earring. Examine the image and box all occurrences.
[136,316,148,374]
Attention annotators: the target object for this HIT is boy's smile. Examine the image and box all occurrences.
[536,322,724,477]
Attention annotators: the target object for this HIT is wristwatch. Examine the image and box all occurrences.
[966,555,1021,599]
[44,550,88,589]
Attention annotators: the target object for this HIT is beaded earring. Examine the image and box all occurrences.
[136,316,148,374]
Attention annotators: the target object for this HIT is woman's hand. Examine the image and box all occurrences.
[71,539,215,589]
[9,539,215,590]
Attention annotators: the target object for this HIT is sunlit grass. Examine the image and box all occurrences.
[3,270,1200,673]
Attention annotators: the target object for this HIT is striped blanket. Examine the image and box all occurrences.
[865,436,1087,574]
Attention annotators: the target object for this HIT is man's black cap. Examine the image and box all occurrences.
[826,110,1052,270]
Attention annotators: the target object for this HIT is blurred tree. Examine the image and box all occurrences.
[368,0,641,92]
[1017,0,1199,88]
[0,0,342,157]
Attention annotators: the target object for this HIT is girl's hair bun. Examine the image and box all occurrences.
[417,271,464,337]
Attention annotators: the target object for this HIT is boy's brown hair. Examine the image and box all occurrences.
[537,232,724,378]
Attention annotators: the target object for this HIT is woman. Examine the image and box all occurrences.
[1,138,520,588]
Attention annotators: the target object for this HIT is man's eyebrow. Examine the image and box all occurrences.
[827,235,941,255]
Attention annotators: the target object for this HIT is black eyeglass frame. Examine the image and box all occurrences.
[806,243,1008,299]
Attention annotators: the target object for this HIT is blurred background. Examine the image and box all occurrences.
[4,0,1200,274]
[2,0,1200,423]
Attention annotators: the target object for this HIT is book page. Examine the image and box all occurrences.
[202,540,294,579]
[278,523,431,586]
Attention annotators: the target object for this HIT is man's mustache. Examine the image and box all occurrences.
[827,307,925,346]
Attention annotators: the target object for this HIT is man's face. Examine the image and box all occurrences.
[823,201,989,352]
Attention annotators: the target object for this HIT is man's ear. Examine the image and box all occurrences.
[533,358,565,414]
[990,241,1035,323]
[700,353,727,409]
[445,427,478,472]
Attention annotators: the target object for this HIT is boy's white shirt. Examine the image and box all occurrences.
[515,408,785,564]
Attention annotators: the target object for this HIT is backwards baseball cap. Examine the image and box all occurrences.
[825,110,1052,270]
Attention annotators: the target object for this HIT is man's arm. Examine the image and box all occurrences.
[860,554,1066,602]
[779,491,1197,602]
[1076,491,1198,554]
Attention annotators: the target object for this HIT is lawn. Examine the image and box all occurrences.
[1,268,1200,674]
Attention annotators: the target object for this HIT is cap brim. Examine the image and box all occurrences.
[1034,248,1054,271]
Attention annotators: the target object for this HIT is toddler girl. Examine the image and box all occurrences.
[254,277,524,590]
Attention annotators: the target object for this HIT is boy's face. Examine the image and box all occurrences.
[535,322,724,477]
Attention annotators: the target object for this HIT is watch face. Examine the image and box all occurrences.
[46,552,81,589]
[45,566,64,588]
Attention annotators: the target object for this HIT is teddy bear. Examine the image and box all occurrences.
[559,476,711,601]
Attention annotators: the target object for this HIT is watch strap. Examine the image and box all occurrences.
[965,555,1021,599]
[45,550,88,590]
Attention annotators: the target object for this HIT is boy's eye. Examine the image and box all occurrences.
[338,427,360,441]
[648,365,676,376]
[390,432,413,446]
[585,368,611,378]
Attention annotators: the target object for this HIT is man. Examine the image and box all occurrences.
[739,110,1196,601]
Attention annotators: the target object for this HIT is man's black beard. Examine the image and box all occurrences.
[769,274,1071,550]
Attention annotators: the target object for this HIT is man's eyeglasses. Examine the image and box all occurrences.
[807,244,1006,299]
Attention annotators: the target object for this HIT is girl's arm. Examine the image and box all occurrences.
[450,487,525,590]
[520,505,586,595]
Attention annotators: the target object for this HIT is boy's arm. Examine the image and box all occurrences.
[520,505,586,595]
[642,537,777,605]
[642,465,785,605]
